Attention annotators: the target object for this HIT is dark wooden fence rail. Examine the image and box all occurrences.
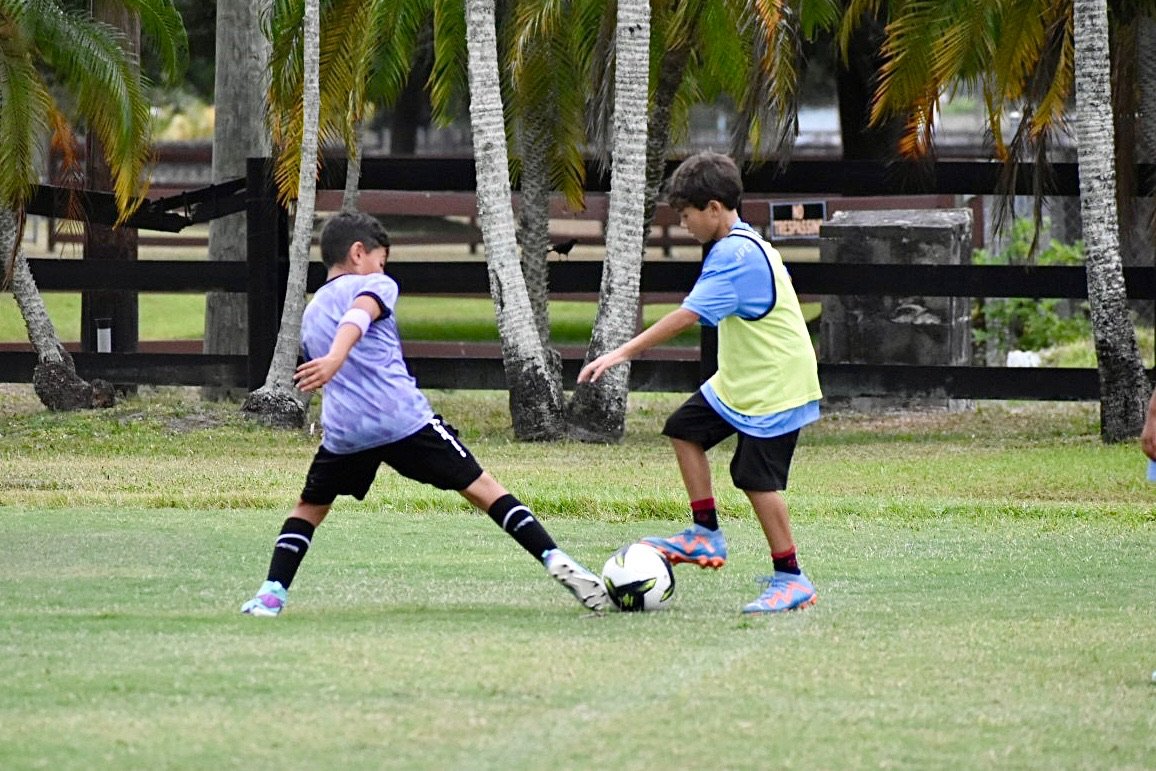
[4,157,1154,400]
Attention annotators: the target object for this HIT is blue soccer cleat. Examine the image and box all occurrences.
[240,580,288,617]
[641,524,727,569]
[741,572,818,614]
[544,549,610,612]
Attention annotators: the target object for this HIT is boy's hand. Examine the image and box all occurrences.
[294,354,343,392]
[1142,421,1156,461]
[578,351,627,383]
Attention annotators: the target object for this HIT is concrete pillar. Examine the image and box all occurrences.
[819,209,973,409]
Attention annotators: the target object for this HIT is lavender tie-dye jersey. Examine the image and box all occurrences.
[301,273,433,453]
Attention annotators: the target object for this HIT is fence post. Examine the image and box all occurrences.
[246,157,288,390]
[819,209,974,408]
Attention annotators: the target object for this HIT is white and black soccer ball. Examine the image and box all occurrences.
[601,542,675,612]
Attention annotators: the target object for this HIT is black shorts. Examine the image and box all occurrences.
[662,391,800,492]
[300,416,484,505]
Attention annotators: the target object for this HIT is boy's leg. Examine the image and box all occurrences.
[460,472,556,561]
[460,472,608,611]
[241,501,330,617]
[672,437,720,531]
[746,490,794,562]
[671,437,713,502]
[640,437,728,568]
[243,443,364,617]
[733,432,817,614]
[742,491,815,613]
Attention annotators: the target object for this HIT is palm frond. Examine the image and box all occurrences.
[365,0,431,107]
[0,44,53,207]
[798,0,840,39]
[116,0,188,85]
[1028,1,1073,139]
[430,0,467,126]
[30,2,152,215]
[268,0,372,201]
[735,0,802,162]
[991,0,1048,101]
[837,0,885,63]
[871,0,942,122]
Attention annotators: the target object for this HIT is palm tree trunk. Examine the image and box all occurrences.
[465,0,563,441]
[515,104,565,402]
[242,0,321,428]
[204,0,270,400]
[643,21,695,230]
[1073,0,1149,441]
[3,206,113,410]
[1139,16,1156,164]
[565,0,650,443]
[342,121,363,214]
[516,111,554,350]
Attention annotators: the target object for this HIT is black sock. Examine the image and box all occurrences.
[267,517,315,589]
[691,497,718,531]
[772,547,800,575]
[487,494,557,562]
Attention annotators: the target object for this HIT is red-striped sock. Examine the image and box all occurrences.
[691,497,718,531]
[772,546,800,575]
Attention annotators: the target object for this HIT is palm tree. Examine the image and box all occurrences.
[253,0,454,425]
[505,0,595,362]
[242,0,321,427]
[0,0,186,410]
[848,0,1150,439]
[1073,0,1149,440]
[564,0,651,443]
[464,0,565,440]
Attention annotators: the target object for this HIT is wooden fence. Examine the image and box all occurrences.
[3,156,1154,399]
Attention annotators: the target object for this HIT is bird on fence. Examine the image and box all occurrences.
[548,238,579,257]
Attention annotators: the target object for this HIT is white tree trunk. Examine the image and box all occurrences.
[465,0,563,440]
[204,0,271,400]
[1073,0,1150,441]
[3,207,63,365]
[242,0,321,428]
[3,206,113,410]
[566,0,650,443]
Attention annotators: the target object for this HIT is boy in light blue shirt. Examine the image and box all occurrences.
[580,152,822,614]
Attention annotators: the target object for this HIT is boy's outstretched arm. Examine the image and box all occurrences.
[578,307,700,383]
[294,295,382,392]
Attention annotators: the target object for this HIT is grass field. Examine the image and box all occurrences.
[1,388,1154,769]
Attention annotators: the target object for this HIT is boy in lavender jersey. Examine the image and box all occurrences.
[241,212,608,616]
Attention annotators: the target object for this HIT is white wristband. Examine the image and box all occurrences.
[338,308,372,338]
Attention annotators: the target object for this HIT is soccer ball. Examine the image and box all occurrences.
[601,542,675,612]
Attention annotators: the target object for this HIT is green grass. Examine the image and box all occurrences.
[1042,326,1156,368]
[1,390,1154,768]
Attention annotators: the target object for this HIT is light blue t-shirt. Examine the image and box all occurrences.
[301,273,434,453]
[681,221,820,438]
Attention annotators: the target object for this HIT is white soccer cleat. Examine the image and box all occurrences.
[544,549,610,612]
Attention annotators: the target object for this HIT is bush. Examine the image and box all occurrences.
[972,218,1090,361]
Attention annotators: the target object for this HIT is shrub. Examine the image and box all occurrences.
[972,218,1090,362]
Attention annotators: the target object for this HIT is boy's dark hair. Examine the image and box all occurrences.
[319,211,391,268]
[665,151,743,211]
